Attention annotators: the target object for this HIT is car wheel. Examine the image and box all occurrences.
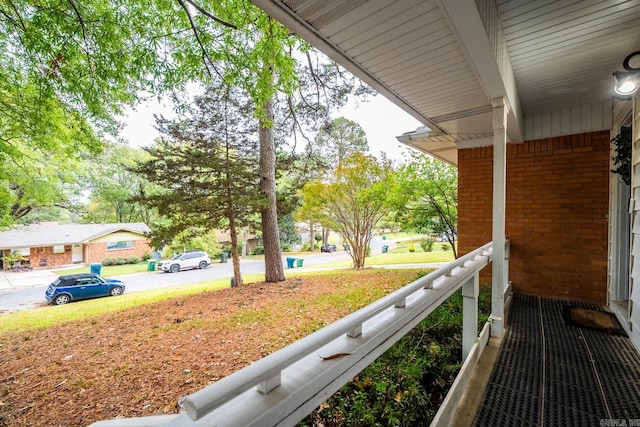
[170,264,180,273]
[53,294,70,305]
[109,286,123,296]
[198,261,208,269]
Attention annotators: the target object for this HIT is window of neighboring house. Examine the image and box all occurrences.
[107,241,134,250]
[16,247,30,256]
[52,245,65,254]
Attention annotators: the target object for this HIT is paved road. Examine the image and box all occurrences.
[0,250,354,314]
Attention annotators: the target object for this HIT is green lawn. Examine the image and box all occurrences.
[310,245,455,268]
[54,262,152,277]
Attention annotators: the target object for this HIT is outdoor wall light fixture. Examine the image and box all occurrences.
[614,51,640,96]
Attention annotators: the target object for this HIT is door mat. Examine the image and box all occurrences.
[562,306,626,336]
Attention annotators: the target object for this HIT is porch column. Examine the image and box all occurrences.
[491,97,507,339]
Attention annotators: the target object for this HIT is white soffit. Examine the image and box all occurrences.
[251,0,640,163]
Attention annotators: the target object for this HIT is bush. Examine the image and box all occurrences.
[408,244,415,253]
[420,237,435,252]
[125,256,139,264]
[441,244,450,251]
[281,243,291,252]
[252,246,264,255]
[302,287,492,426]
[141,253,151,261]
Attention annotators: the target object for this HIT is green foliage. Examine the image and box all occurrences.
[441,244,450,251]
[612,126,632,185]
[302,286,492,426]
[421,237,435,252]
[252,246,264,255]
[314,117,369,169]
[299,153,395,268]
[408,244,416,253]
[392,153,459,258]
[101,257,139,266]
[84,144,156,224]
[162,228,222,258]
[278,214,300,246]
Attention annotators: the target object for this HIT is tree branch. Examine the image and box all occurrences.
[185,0,237,29]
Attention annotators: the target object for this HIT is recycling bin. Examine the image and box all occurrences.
[90,263,102,275]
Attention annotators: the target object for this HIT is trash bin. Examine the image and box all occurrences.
[147,260,157,271]
[90,263,102,275]
[382,245,389,253]
[286,257,295,268]
[220,252,228,263]
[296,258,304,267]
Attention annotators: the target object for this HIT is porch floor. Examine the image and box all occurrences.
[473,294,640,426]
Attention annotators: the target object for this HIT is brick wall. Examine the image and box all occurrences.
[87,239,152,264]
[458,131,610,304]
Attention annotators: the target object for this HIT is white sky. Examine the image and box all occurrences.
[119,94,423,161]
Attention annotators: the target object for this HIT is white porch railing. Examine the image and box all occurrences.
[92,241,506,427]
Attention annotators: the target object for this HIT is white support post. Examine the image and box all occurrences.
[491,97,508,339]
[462,273,479,359]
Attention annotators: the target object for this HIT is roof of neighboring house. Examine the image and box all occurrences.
[0,222,151,250]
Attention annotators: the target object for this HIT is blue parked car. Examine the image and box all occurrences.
[45,273,125,305]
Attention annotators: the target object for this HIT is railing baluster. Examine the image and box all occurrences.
[462,272,480,359]
[257,372,281,394]
[347,325,362,338]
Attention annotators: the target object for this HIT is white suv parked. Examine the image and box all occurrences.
[158,251,211,273]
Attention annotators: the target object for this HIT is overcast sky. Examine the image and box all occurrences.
[119,94,423,161]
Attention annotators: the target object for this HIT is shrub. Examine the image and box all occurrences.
[441,244,450,251]
[125,256,139,264]
[141,253,151,261]
[281,243,291,252]
[408,244,415,253]
[302,287,492,426]
[101,258,115,266]
[420,237,435,252]
[252,246,264,255]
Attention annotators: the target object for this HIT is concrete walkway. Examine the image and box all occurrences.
[0,269,59,290]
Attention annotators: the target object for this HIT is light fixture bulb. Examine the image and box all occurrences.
[615,80,638,96]
[613,70,640,96]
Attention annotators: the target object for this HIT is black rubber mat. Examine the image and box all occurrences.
[473,295,640,426]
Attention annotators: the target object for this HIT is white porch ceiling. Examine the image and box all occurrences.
[250,0,640,164]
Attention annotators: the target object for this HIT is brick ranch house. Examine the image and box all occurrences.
[0,222,152,270]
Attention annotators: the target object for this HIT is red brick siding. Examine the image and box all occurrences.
[458,131,610,304]
[87,239,152,264]
[2,246,72,270]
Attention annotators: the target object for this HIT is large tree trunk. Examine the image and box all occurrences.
[228,211,243,287]
[259,96,285,282]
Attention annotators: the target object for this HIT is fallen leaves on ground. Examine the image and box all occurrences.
[0,270,425,426]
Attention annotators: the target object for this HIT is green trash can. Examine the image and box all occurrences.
[90,263,102,275]
[220,252,228,263]
[147,260,157,271]
[382,245,389,253]
[296,258,304,267]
